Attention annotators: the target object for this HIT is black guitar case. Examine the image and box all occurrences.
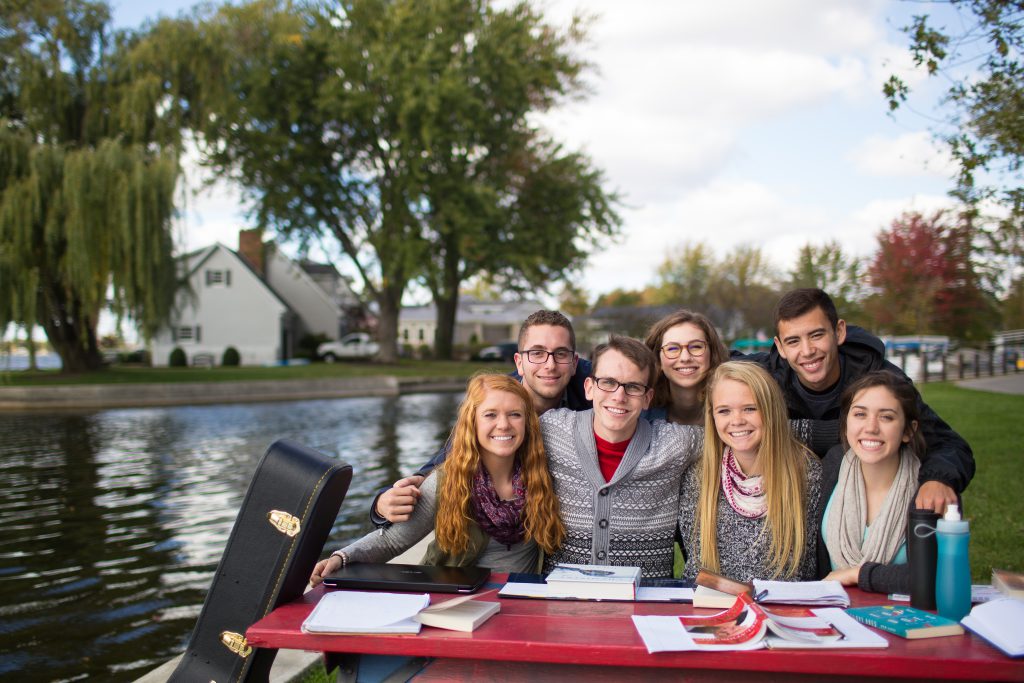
[170,439,353,683]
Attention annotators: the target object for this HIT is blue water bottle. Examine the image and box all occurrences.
[935,503,971,621]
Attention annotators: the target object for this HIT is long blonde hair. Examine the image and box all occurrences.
[696,362,808,578]
[435,373,565,556]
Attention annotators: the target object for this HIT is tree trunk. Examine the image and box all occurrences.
[430,231,463,361]
[37,282,104,373]
[375,287,403,363]
[433,290,459,361]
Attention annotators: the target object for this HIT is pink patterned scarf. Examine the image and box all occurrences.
[721,448,766,519]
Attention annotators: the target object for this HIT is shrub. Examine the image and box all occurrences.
[296,332,330,361]
[169,347,187,367]
[222,346,241,366]
[417,343,433,360]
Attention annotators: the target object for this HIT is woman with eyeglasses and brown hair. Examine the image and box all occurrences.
[643,310,729,425]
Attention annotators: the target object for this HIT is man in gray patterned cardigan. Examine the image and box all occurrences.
[540,335,703,577]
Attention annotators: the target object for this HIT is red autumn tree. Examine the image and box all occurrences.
[865,211,997,343]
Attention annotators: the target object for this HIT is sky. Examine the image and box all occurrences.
[111,0,964,305]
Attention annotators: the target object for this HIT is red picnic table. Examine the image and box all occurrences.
[246,574,1024,682]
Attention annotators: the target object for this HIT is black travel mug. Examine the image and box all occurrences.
[908,508,939,610]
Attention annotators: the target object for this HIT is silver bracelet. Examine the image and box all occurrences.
[330,550,348,568]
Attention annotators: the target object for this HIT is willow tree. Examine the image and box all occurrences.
[0,1,180,372]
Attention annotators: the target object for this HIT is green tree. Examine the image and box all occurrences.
[149,0,618,361]
[711,245,780,338]
[788,240,867,324]
[557,280,591,317]
[886,1,1024,238]
[651,241,715,310]
[0,1,180,372]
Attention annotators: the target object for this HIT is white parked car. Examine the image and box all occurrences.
[317,333,380,361]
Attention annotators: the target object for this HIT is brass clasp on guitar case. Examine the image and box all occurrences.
[220,631,252,658]
[267,510,301,537]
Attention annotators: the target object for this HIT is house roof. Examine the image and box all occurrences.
[400,298,545,325]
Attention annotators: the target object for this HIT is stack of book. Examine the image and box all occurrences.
[544,564,641,600]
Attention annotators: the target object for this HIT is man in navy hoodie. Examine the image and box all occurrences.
[741,288,973,513]
[369,309,592,526]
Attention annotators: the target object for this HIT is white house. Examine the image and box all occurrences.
[398,298,544,351]
[150,230,364,366]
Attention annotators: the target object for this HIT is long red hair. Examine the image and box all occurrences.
[434,373,564,556]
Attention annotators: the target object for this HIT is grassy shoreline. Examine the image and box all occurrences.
[0,359,510,385]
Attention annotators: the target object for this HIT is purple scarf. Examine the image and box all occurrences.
[470,461,527,547]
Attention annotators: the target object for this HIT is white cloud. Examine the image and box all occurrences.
[849,131,957,178]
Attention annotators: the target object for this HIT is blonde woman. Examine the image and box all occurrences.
[310,373,564,583]
[678,361,822,582]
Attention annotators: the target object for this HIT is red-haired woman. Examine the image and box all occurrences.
[310,373,564,583]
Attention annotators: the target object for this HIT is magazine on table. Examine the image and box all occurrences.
[632,593,887,653]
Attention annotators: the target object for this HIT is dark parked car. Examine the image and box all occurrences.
[474,342,518,362]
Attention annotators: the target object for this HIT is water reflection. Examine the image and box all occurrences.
[0,392,461,682]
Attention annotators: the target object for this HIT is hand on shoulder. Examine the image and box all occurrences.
[375,474,424,523]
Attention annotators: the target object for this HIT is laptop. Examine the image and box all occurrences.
[322,563,491,593]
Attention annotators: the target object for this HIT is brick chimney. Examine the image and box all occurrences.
[238,229,264,277]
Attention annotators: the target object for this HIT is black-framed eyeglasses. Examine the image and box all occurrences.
[592,376,649,396]
[520,348,575,364]
[660,341,707,359]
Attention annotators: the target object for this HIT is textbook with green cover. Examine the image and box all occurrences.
[846,605,965,639]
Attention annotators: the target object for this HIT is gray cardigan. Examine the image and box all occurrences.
[540,408,703,578]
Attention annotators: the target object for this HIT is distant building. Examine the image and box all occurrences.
[398,298,544,351]
[150,230,368,366]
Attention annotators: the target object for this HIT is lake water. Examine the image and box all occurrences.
[0,393,462,682]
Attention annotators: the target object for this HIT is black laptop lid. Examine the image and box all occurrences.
[322,563,490,593]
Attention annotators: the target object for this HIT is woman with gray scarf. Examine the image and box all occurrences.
[815,372,937,594]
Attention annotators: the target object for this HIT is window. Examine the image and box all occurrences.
[205,269,232,286]
[403,329,409,340]
[172,326,202,343]
[418,328,424,341]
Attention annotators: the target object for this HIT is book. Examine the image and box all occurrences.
[692,568,754,608]
[992,569,1024,599]
[693,585,739,608]
[846,605,965,639]
[544,564,641,600]
[753,579,850,607]
[632,592,888,653]
[414,593,500,632]
[498,573,693,602]
[961,597,1024,657]
[302,590,430,634]
[695,568,753,596]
